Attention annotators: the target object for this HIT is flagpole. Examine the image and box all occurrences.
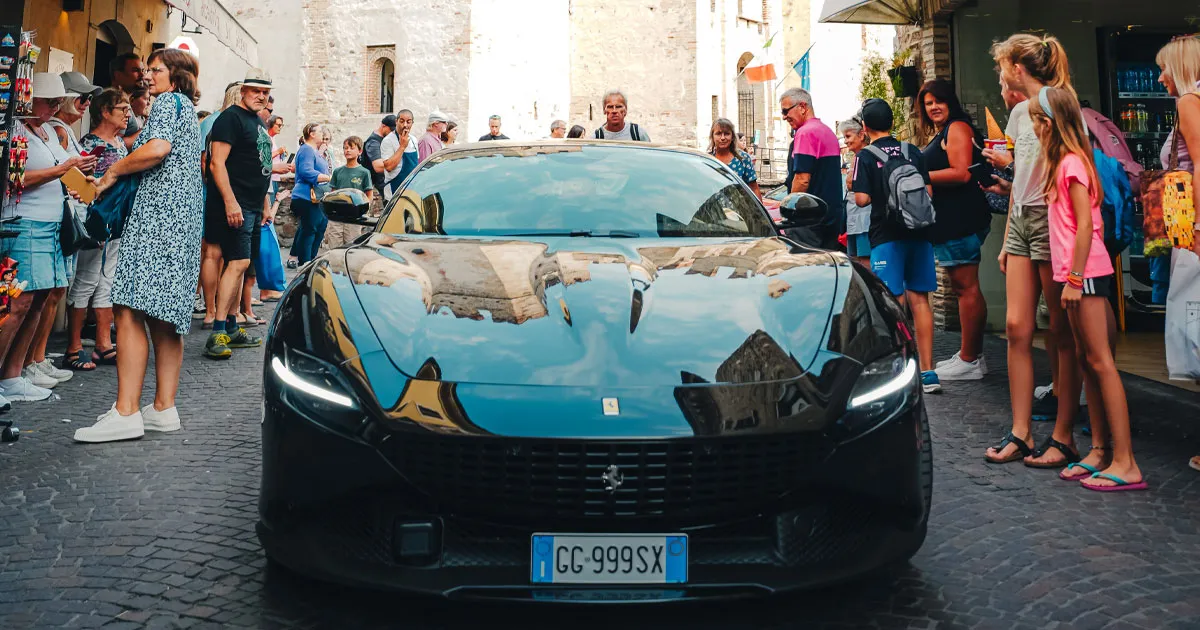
[776,43,815,89]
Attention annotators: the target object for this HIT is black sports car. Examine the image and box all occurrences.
[258,140,931,602]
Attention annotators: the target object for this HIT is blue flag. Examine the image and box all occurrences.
[793,48,812,91]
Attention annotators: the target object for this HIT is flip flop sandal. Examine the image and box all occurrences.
[1189,456,1200,472]
[61,349,97,371]
[1081,472,1148,492]
[985,432,1034,464]
[251,298,264,306]
[261,296,281,303]
[92,347,117,365]
[1059,462,1100,481]
[1025,436,1082,469]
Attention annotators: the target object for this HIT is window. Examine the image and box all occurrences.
[379,58,395,114]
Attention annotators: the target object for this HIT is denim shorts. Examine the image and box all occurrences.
[934,228,990,268]
[3,218,69,291]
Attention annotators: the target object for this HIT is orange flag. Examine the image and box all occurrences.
[744,64,777,84]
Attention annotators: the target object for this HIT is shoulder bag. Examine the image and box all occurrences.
[1142,104,1196,257]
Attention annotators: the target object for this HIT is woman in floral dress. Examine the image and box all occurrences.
[74,49,203,443]
[707,118,761,200]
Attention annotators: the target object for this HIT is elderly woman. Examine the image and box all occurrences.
[73,49,204,443]
[60,88,131,372]
[838,117,871,266]
[0,74,94,405]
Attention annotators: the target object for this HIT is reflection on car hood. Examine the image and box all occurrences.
[345,234,839,387]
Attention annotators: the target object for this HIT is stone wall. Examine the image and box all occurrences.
[568,0,699,147]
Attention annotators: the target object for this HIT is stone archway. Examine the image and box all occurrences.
[363,45,398,114]
[93,20,136,89]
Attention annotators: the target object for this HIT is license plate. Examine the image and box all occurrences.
[530,534,687,584]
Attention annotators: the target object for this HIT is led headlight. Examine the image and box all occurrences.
[270,347,365,435]
[842,355,918,435]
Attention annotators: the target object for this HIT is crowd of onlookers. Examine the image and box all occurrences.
[774,33,1200,489]
[5,34,1197,480]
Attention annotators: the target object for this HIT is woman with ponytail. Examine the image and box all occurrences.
[983,33,1085,468]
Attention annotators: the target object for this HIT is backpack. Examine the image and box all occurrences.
[1082,107,1143,193]
[594,123,643,141]
[863,142,936,230]
[1092,148,1136,256]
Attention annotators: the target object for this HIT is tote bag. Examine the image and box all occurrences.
[1166,248,1200,381]
[1142,117,1196,257]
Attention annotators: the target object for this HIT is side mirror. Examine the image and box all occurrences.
[321,188,375,226]
[779,192,828,228]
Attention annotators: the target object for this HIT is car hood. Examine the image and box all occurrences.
[345,234,840,387]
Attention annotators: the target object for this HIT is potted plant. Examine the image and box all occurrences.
[887,48,920,98]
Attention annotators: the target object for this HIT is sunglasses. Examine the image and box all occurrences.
[781,103,801,117]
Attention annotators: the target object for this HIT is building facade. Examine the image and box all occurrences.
[223,0,808,157]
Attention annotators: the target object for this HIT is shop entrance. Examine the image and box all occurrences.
[91,19,135,88]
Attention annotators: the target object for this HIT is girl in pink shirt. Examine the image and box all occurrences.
[1030,86,1144,492]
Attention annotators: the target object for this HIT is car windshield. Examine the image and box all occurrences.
[381,145,776,238]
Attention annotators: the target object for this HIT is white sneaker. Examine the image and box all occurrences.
[21,365,58,389]
[0,377,53,402]
[141,404,181,432]
[935,352,989,375]
[0,393,10,413]
[73,405,144,443]
[934,352,986,381]
[32,359,73,383]
[1034,383,1054,400]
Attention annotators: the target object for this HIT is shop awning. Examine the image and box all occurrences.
[161,0,257,65]
[818,0,923,25]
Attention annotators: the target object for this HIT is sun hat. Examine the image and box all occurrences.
[32,73,70,99]
[59,71,102,97]
[236,68,273,89]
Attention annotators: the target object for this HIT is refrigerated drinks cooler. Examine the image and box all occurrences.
[1099,27,1188,328]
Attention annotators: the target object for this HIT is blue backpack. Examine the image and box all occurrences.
[1092,148,1135,256]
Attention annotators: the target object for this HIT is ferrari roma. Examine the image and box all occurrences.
[257,140,932,601]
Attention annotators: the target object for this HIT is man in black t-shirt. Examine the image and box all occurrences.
[203,68,275,359]
[851,98,941,394]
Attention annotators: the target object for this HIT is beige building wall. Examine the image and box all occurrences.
[23,0,169,78]
[568,0,699,147]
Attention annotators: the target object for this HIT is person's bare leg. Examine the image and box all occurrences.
[906,290,935,372]
[1073,299,1142,488]
[3,291,49,379]
[147,317,183,412]
[94,307,115,354]
[987,255,1039,462]
[215,260,251,325]
[113,306,149,416]
[66,307,91,359]
[25,287,64,366]
[1026,262,1079,466]
[0,293,37,375]
[240,274,256,320]
[200,241,222,325]
[948,264,986,362]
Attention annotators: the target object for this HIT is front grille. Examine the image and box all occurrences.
[385,432,830,523]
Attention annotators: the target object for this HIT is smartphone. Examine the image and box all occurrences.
[287,153,296,164]
[88,145,106,157]
[60,167,98,204]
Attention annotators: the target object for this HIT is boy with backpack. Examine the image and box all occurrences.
[851,98,942,393]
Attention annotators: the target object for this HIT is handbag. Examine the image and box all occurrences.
[1142,116,1196,257]
[1165,248,1200,381]
[85,175,139,242]
[60,193,97,257]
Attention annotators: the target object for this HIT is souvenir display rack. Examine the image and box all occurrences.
[0,28,34,206]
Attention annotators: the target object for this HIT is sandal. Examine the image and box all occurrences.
[1024,436,1081,469]
[1190,456,1200,472]
[62,350,97,371]
[985,432,1033,464]
[1080,472,1148,493]
[92,346,117,365]
[1061,445,1110,480]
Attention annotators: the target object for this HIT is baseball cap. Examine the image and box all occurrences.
[60,71,102,97]
[859,98,893,132]
[236,68,272,89]
[381,114,397,130]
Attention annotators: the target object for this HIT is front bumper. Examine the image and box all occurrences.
[257,397,929,601]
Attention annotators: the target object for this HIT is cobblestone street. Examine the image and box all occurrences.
[3,298,1200,629]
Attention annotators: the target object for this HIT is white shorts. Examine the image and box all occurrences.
[67,239,121,309]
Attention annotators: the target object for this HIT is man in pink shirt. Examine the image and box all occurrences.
[780,88,844,250]
[417,110,450,161]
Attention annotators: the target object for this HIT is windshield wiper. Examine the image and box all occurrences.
[502,230,641,238]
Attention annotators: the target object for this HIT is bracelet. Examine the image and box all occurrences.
[1068,271,1083,278]
[1066,276,1084,289]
